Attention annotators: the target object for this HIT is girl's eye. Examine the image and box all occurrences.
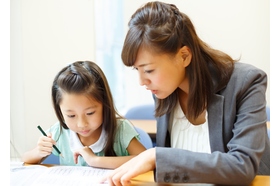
[87,112,95,116]
[67,115,75,118]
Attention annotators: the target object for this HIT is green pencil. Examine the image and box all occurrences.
[37,125,64,158]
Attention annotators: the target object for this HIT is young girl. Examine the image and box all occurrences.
[21,61,146,169]
[104,1,270,185]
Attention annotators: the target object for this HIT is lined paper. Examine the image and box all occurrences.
[10,165,111,186]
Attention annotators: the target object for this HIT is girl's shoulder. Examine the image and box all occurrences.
[114,118,140,154]
[116,118,134,128]
[46,122,69,141]
[116,118,138,136]
[48,121,60,130]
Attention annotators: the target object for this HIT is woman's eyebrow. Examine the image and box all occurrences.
[135,63,153,68]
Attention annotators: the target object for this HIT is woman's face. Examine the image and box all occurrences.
[134,47,191,99]
[59,93,103,138]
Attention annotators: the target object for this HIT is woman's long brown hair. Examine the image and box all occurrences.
[121,1,236,120]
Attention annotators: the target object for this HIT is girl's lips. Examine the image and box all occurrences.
[80,130,90,135]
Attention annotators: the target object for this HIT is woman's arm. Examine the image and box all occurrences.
[101,148,156,186]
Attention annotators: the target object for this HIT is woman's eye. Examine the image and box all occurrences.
[144,70,153,73]
[67,115,75,118]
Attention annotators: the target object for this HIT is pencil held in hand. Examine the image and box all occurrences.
[37,125,64,158]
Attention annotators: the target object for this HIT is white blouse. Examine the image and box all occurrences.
[169,101,211,153]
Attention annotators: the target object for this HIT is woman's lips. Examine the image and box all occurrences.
[151,90,157,94]
[146,87,158,94]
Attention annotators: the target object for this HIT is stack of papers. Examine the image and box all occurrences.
[10,164,112,186]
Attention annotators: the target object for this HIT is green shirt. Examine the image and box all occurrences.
[46,119,139,166]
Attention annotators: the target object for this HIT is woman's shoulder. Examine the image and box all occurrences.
[221,62,267,95]
[230,62,267,84]
[233,62,266,76]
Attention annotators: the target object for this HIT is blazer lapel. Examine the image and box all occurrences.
[156,114,170,147]
[208,94,225,152]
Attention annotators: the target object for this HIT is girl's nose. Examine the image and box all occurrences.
[77,117,88,128]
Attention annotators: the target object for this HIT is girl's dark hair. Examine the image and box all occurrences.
[52,61,121,156]
[121,1,236,120]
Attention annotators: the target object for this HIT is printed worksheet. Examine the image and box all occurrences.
[10,165,112,186]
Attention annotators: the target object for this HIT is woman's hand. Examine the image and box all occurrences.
[102,148,156,186]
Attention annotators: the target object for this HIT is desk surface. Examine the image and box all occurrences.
[130,119,157,135]
[131,171,270,186]
[267,121,270,129]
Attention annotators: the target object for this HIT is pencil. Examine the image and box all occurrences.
[37,125,64,158]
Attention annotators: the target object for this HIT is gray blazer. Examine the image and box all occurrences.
[154,62,270,185]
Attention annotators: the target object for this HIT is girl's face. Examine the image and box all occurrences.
[134,46,192,99]
[59,93,103,138]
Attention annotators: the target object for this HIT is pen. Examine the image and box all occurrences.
[37,125,64,158]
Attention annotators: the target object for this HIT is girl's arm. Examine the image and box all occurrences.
[74,137,146,169]
[21,134,56,164]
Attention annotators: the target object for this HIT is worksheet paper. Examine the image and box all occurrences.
[10,165,112,186]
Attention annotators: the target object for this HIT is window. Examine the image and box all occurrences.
[94,0,126,111]
[94,0,154,113]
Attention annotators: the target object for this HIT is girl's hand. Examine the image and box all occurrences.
[73,146,96,164]
[101,148,156,186]
[36,133,56,158]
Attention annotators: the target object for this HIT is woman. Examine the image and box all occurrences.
[104,1,270,185]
